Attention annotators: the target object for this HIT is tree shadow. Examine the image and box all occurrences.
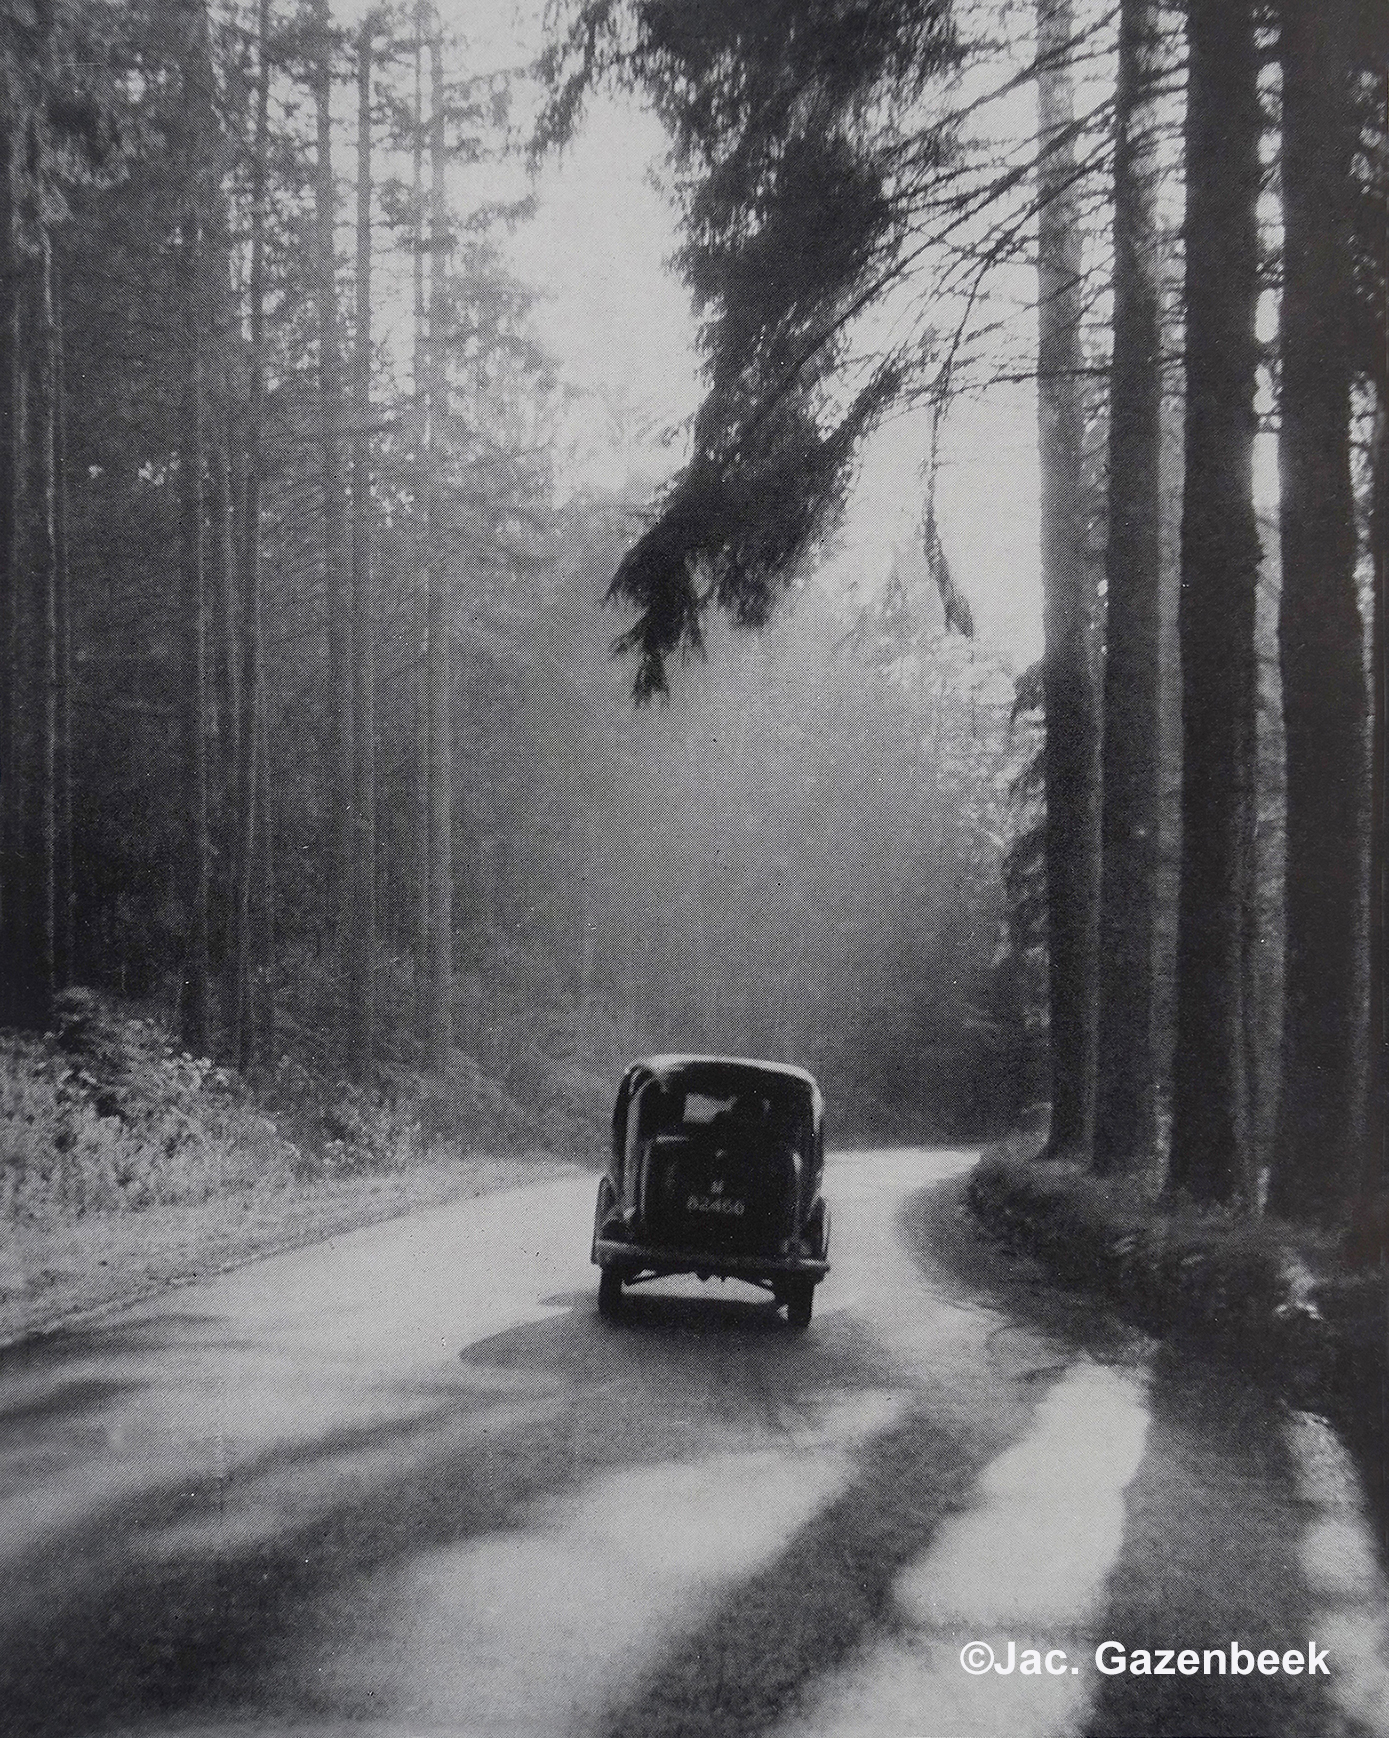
[0,1274,900,1737]
[1081,1342,1344,1738]
[904,1173,1367,1738]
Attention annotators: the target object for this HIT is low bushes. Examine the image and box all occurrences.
[1,991,300,1221]
[1,982,611,1231]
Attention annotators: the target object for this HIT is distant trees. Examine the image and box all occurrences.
[0,0,111,1031]
[0,0,551,1081]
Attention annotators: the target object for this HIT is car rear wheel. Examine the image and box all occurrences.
[784,1277,814,1330]
[597,1265,625,1320]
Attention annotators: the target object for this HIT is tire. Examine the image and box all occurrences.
[813,1199,831,1262]
[784,1277,814,1330]
[597,1265,624,1320]
[592,1178,616,1261]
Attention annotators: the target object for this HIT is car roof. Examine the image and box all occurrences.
[633,1054,821,1096]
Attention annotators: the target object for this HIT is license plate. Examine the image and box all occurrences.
[685,1192,746,1218]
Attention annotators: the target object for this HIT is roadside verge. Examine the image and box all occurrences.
[965,1139,1388,1554]
[0,1152,580,1351]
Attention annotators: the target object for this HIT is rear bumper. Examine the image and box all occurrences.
[592,1235,828,1283]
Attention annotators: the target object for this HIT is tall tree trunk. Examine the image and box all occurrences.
[179,202,210,1056]
[0,117,19,1015]
[348,12,377,1076]
[254,694,275,1065]
[1268,0,1367,1224]
[232,0,270,1073]
[1093,0,1164,1174]
[10,224,58,1030]
[426,24,452,1070]
[209,430,237,948]
[1367,395,1387,1201]
[412,0,431,1017]
[53,253,72,990]
[1169,0,1262,1205]
[231,445,260,1070]
[314,0,353,961]
[1035,0,1100,1157]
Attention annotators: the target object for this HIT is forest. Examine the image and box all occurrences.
[0,0,1384,1243]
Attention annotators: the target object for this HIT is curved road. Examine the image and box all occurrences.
[0,1150,1385,1738]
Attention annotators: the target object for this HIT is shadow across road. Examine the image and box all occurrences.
[0,1259,900,1737]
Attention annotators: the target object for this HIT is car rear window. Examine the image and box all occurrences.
[680,1092,735,1125]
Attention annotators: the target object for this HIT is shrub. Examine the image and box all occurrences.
[1,997,300,1223]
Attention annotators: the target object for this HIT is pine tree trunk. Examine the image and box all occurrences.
[179,204,210,1056]
[1367,395,1387,1200]
[51,252,72,1001]
[231,443,260,1071]
[1093,0,1164,1174]
[9,226,59,1031]
[232,0,270,1073]
[254,694,275,1065]
[314,0,353,963]
[426,26,453,1070]
[0,118,19,1016]
[53,258,72,990]
[1169,0,1262,1205]
[209,432,238,959]
[1268,0,1367,1224]
[348,14,377,1077]
[412,1,431,1019]
[1035,0,1100,1157]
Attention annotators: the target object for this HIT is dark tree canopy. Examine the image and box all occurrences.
[541,0,959,698]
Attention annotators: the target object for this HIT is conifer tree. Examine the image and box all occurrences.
[1268,0,1367,1223]
[1092,0,1164,1175]
[1169,0,1263,1205]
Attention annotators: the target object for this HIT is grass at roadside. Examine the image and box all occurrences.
[0,1151,575,1348]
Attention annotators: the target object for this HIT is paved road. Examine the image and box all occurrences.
[0,1150,1385,1738]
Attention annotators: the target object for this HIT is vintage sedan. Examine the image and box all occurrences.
[591,1054,830,1327]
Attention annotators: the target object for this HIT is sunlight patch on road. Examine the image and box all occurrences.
[775,1358,1152,1738]
[824,1148,978,1203]
[1288,1409,1389,1738]
[306,1387,907,1733]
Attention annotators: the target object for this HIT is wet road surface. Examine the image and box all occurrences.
[0,1148,1385,1738]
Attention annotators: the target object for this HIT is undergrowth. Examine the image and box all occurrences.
[0,992,299,1222]
[2,961,621,1228]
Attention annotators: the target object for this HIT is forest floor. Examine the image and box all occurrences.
[0,988,599,1349]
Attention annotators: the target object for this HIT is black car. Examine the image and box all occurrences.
[591,1054,830,1327]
